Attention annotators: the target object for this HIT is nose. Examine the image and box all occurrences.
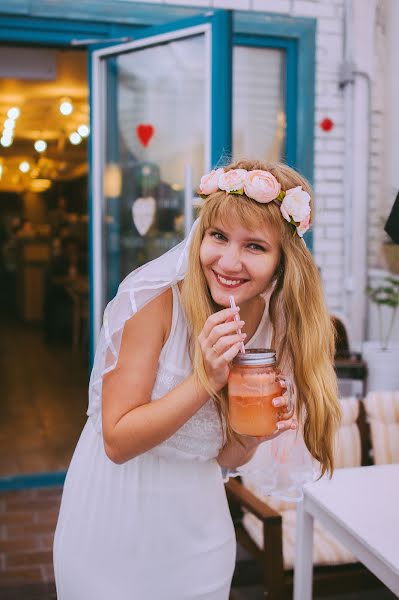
[218,244,243,274]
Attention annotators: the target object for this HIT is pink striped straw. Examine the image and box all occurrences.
[229,295,245,353]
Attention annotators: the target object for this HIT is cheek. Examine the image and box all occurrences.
[199,240,215,268]
[253,254,280,283]
[199,242,207,268]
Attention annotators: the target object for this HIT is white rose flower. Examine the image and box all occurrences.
[280,186,311,223]
[218,169,248,193]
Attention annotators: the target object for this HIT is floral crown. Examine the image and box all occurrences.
[198,167,311,238]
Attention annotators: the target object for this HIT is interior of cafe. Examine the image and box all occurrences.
[0,46,89,478]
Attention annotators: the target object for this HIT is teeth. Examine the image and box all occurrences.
[217,274,242,286]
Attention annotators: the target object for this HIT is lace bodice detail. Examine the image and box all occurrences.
[148,285,271,462]
[150,365,224,461]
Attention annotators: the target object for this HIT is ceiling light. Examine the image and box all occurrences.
[69,132,82,145]
[30,178,52,192]
[34,139,47,152]
[0,136,13,148]
[77,124,89,138]
[7,107,20,120]
[19,161,31,173]
[4,119,15,130]
[1,130,13,141]
[59,99,73,116]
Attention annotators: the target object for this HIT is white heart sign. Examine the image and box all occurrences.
[132,196,156,236]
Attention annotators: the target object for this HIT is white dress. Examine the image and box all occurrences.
[53,284,271,600]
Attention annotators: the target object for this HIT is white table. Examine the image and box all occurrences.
[293,464,399,599]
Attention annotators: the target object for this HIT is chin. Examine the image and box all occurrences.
[207,282,247,307]
[209,289,231,307]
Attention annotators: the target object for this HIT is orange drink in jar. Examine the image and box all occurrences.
[228,349,293,437]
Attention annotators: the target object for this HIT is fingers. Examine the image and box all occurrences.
[219,341,244,364]
[210,333,246,358]
[198,308,246,372]
[200,307,240,340]
[272,394,294,420]
[207,320,245,348]
[252,416,298,443]
[276,416,298,431]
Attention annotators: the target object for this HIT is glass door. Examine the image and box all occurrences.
[90,13,232,348]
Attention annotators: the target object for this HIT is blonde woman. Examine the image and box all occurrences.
[54,160,341,600]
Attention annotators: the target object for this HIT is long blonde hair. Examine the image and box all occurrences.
[181,159,341,477]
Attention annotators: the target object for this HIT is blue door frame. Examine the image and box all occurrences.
[0,4,315,491]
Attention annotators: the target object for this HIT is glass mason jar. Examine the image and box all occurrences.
[228,349,293,437]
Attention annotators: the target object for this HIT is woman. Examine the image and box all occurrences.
[54,159,341,599]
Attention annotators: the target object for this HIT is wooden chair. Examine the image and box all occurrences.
[226,398,384,599]
[331,314,368,398]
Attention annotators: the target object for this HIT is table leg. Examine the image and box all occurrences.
[293,499,314,600]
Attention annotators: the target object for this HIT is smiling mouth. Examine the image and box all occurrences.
[212,270,248,289]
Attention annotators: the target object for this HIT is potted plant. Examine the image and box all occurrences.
[363,276,399,391]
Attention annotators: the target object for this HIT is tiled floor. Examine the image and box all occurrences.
[0,487,61,595]
[0,317,88,478]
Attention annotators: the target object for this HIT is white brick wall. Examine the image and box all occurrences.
[135,0,386,319]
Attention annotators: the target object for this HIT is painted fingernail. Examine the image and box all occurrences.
[277,422,284,430]
[240,333,247,339]
[272,398,282,407]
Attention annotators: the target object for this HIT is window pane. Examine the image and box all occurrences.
[233,46,286,161]
[102,34,206,303]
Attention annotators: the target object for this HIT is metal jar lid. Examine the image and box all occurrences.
[232,348,276,366]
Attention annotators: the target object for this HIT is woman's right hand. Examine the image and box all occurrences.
[198,307,246,392]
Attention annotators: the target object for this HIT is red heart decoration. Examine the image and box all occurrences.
[136,124,154,147]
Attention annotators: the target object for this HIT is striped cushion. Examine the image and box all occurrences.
[241,398,361,566]
[334,397,361,468]
[363,391,399,464]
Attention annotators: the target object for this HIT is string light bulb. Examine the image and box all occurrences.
[69,132,82,145]
[77,124,89,138]
[7,107,20,120]
[34,139,47,153]
[19,161,31,173]
[59,99,73,116]
[0,136,12,148]
[4,119,15,130]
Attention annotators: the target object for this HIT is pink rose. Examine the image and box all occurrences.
[218,169,248,193]
[243,170,281,203]
[280,186,311,224]
[296,214,311,238]
[199,168,224,195]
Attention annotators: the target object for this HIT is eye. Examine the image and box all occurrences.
[247,243,266,252]
[210,230,227,242]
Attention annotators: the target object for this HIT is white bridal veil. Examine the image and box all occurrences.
[87,219,316,501]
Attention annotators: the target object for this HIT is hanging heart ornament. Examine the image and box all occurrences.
[136,124,154,147]
[132,196,156,236]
